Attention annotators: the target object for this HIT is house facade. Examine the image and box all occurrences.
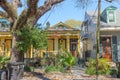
[45,22,81,57]
[81,6,120,62]
[0,20,81,59]
[0,18,12,57]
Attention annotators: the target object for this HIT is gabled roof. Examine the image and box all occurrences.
[104,6,117,10]
[47,22,80,31]
[0,18,10,24]
[85,6,120,27]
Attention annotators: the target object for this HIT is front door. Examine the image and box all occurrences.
[101,37,112,61]
[71,43,77,57]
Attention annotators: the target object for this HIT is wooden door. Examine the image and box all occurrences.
[102,37,112,61]
[71,43,77,57]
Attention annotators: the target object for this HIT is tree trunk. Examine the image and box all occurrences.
[67,66,72,72]
[10,32,24,62]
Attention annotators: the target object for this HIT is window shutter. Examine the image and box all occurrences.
[112,36,118,62]
[99,37,102,58]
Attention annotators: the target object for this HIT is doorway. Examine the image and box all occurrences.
[101,36,112,61]
[70,39,78,57]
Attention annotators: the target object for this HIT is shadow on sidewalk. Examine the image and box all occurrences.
[32,71,50,80]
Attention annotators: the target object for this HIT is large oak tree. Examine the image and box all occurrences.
[0,0,64,62]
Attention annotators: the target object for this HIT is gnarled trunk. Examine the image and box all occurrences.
[10,32,24,62]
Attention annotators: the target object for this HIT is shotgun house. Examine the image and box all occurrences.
[44,22,81,58]
[0,17,12,57]
[81,6,120,62]
[0,18,81,60]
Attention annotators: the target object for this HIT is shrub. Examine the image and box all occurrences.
[85,58,111,75]
[0,56,10,70]
[24,66,34,72]
[45,66,65,73]
[58,51,76,68]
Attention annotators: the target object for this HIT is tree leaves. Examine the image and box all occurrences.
[16,24,48,53]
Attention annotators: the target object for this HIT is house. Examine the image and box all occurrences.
[81,6,120,62]
[44,22,81,57]
[0,20,81,59]
[0,17,12,57]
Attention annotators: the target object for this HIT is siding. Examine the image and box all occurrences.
[101,31,120,61]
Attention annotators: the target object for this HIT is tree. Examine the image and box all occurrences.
[0,0,64,62]
[16,24,49,58]
[64,19,82,28]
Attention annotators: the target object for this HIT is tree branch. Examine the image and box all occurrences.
[0,0,18,22]
[14,0,39,30]
[0,11,8,18]
[14,0,64,30]
[32,0,64,25]
[15,10,28,30]
[27,0,38,17]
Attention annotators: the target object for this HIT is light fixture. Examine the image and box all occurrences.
[106,38,110,43]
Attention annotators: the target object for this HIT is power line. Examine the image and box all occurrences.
[91,5,98,20]
[42,5,55,26]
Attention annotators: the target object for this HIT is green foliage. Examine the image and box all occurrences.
[110,68,118,75]
[0,56,10,69]
[16,23,48,53]
[85,58,111,75]
[58,51,76,68]
[64,19,82,27]
[45,66,65,73]
[24,66,34,72]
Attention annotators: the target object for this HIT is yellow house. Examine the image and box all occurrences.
[42,22,81,57]
[0,18,12,57]
[0,20,81,59]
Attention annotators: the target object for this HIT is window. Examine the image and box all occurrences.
[108,11,114,22]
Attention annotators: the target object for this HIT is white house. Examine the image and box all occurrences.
[81,6,120,62]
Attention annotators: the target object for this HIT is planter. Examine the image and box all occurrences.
[7,62,24,80]
[0,70,7,80]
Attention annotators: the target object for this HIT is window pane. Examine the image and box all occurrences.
[109,12,114,22]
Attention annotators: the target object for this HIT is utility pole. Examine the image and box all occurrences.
[96,0,101,79]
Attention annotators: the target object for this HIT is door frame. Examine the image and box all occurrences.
[100,35,112,61]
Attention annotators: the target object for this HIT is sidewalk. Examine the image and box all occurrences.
[21,66,120,80]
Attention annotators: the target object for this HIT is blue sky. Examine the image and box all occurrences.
[37,0,120,27]
[2,0,120,27]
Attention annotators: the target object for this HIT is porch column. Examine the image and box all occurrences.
[54,37,58,53]
[78,34,80,55]
[66,36,70,52]
[1,38,5,56]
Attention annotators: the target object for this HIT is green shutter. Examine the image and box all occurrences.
[112,36,118,62]
[99,37,102,58]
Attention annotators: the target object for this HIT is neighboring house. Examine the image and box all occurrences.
[0,18,12,57]
[45,22,81,58]
[81,6,120,62]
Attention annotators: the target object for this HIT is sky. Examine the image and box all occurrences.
[2,0,120,27]
[37,0,120,27]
